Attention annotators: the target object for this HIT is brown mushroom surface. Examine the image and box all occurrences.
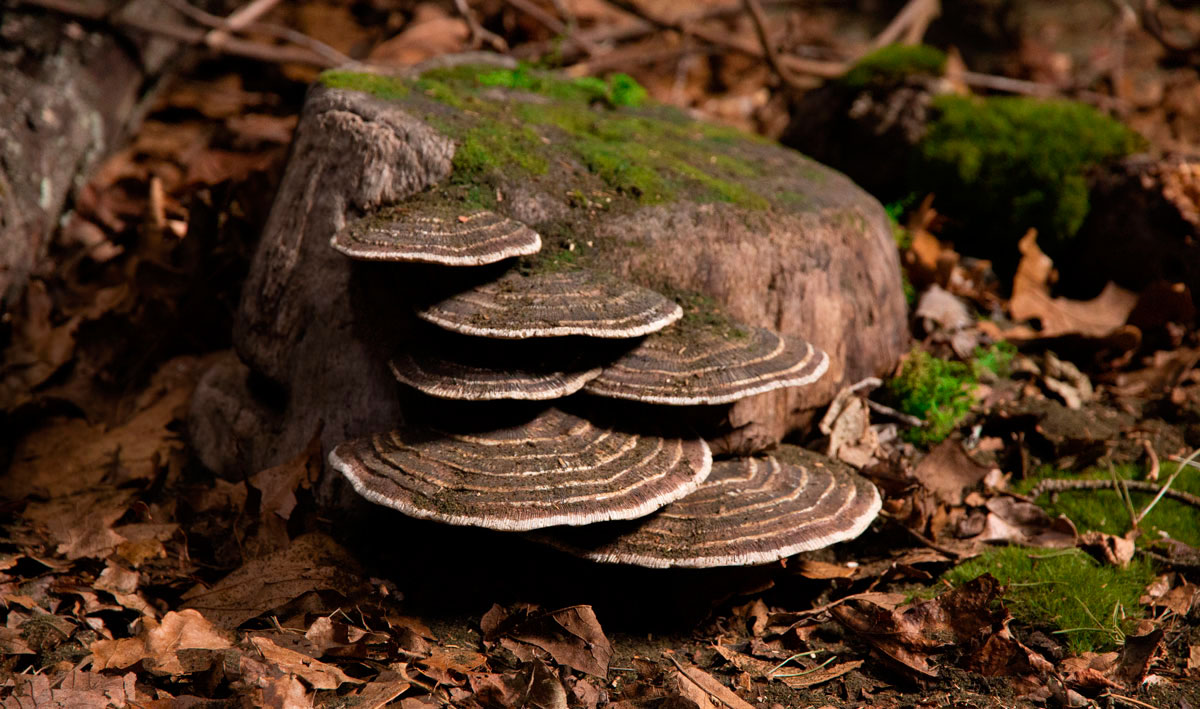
[584,321,829,405]
[537,448,880,568]
[415,269,683,338]
[331,204,541,265]
[389,351,602,400]
[328,408,712,531]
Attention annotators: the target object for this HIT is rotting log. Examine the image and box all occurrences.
[0,4,185,313]
[189,65,909,491]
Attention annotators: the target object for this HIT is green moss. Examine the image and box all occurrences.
[841,44,947,88]
[1014,463,1200,548]
[451,122,549,180]
[943,546,1155,654]
[318,70,411,100]
[321,64,781,210]
[888,349,977,446]
[916,95,1141,253]
[971,341,1016,379]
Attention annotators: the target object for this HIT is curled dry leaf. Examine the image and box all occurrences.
[481,604,613,678]
[250,635,363,690]
[90,609,232,675]
[1077,530,1136,567]
[181,533,365,630]
[912,439,997,506]
[968,496,1078,548]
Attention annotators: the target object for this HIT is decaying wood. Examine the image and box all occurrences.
[189,80,909,494]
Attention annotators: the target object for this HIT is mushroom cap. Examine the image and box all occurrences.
[414,269,683,339]
[331,205,541,266]
[389,350,603,401]
[537,449,880,568]
[583,322,830,405]
[328,408,712,532]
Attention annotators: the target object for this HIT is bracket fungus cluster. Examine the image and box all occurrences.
[326,199,881,568]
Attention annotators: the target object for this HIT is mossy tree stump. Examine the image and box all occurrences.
[189,61,909,487]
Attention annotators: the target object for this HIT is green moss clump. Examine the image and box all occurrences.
[916,95,1141,253]
[452,122,549,180]
[943,546,1154,654]
[1014,462,1200,548]
[971,341,1016,379]
[841,44,948,88]
[446,63,648,108]
[888,349,977,446]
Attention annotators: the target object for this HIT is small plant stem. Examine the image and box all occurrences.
[1100,691,1161,709]
[766,650,821,677]
[773,655,838,678]
[1138,446,1200,522]
[1109,460,1139,531]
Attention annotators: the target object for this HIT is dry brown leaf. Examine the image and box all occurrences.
[1189,644,1200,676]
[794,560,857,579]
[5,670,143,708]
[90,609,233,674]
[671,670,719,708]
[21,488,136,560]
[250,431,322,521]
[1077,530,1136,567]
[913,439,997,506]
[971,497,1078,548]
[417,647,488,685]
[181,533,364,630]
[350,678,412,709]
[1009,231,1138,338]
[251,636,362,690]
[671,661,756,709]
[482,604,613,678]
[4,358,192,498]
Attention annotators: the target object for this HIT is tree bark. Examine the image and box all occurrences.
[0,3,184,313]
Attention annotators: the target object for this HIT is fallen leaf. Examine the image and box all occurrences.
[482,604,612,677]
[1009,231,1138,338]
[90,609,233,674]
[417,646,487,685]
[251,636,362,689]
[1077,531,1136,567]
[21,488,136,560]
[249,430,322,521]
[915,284,979,358]
[671,669,719,708]
[971,496,1078,548]
[181,533,364,630]
[1114,628,1165,687]
[6,670,143,707]
[912,439,996,505]
[368,4,469,66]
[794,560,857,579]
[670,661,756,709]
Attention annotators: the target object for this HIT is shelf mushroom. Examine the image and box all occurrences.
[331,203,542,266]
[536,447,881,568]
[328,407,712,531]
[388,347,604,403]
[414,269,683,339]
[583,320,830,405]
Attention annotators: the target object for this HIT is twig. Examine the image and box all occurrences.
[1135,447,1200,523]
[869,0,940,50]
[865,399,926,427]
[666,656,755,709]
[1101,691,1161,709]
[159,0,352,66]
[1142,439,1160,481]
[454,0,508,51]
[1028,478,1200,510]
[741,0,805,90]
[204,0,281,49]
[502,0,596,56]
[21,0,344,67]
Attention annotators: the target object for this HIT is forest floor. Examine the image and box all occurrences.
[3,0,1200,707]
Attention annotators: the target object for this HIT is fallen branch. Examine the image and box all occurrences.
[1028,478,1200,510]
[454,0,509,51]
[160,0,353,66]
[741,0,806,90]
[20,0,347,67]
[501,0,597,56]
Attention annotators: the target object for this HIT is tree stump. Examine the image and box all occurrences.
[189,66,909,487]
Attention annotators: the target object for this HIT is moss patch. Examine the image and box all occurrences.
[1015,462,1200,548]
[840,44,948,88]
[888,349,977,446]
[317,65,777,210]
[943,546,1155,654]
[915,95,1141,254]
